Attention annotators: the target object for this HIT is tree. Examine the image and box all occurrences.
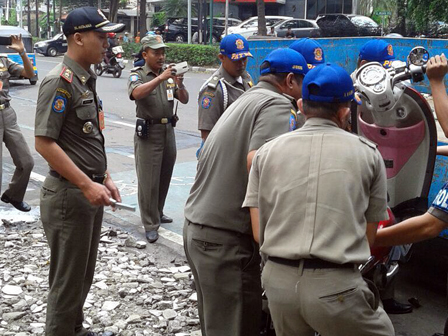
[139,0,146,38]
[256,0,267,36]
[109,0,119,22]
[163,0,188,18]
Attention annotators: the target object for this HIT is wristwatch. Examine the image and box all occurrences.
[19,50,26,57]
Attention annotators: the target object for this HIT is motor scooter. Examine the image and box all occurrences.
[94,46,127,78]
[353,46,436,292]
[260,47,437,336]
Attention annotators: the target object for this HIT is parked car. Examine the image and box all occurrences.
[193,17,242,43]
[272,18,320,38]
[316,14,381,37]
[0,25,38,85]
[223,15,293,39]
[34,33,67,57]
[163,17,241,43]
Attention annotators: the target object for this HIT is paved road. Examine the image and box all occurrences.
[1,54,448,335]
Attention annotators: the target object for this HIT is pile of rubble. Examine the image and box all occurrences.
[0,213,200,336]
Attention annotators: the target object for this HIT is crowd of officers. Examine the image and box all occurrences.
[2,5,448,336]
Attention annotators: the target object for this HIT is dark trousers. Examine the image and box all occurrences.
[183,220,262,336]
[134,124,176,231]
[40,176,103,336]
[0,106,34,201]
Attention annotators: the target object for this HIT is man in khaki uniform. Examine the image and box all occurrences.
[128,35,189,243]
[184,48,308,336]
[35,7,123,336]
[244,63,394,336]
[0,34,35,212]
[197,34,253,142]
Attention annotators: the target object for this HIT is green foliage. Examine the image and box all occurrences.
[153,12,167,28]
[166,43,219,66]
[163,0,197,18]
[2,8,18,26]
[122,42,219,67]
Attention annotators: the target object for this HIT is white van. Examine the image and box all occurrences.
[222,16,292,39]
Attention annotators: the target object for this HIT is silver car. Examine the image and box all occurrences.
[273,19,321,38]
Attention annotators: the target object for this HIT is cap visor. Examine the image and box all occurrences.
[95,22,126,34]
[230,51,253,61]
[146,42,169,49]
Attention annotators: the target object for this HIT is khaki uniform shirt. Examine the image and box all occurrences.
[184,81,301,235]
[0,56,24,102]
[243,118,388,264]
[35,55,107,176]
[127,64,178,119]
[198,65,253,131]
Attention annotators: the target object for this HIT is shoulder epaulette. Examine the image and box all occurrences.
[60,66,73,83]
[207,75,220,89]
[358,136,377,149]
[131,66,143,72]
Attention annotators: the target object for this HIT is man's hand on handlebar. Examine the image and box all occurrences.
[427,54,447,83]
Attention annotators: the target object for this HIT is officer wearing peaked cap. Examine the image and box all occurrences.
[35,7,124,336]
[197,34,253,147]
[184,48,308,336]
[244,63,394,336]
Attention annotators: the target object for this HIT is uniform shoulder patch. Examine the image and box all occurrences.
[207,76,220,89]
[56,87,72,99]
[129,73,140,82]
[201,96,212,109]
[52,95,67,113]
[59,67,73,83]
[358,136,377,149]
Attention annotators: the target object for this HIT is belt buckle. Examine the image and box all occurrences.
[161,118,168,124]
[0,104,5,110]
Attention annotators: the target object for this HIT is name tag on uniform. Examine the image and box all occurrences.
[432,183,448,213]
[99,110,105,130]
[167,88,174,101]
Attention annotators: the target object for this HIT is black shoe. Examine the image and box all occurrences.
[161,214,173,223]
[383,298,413,314]
[1,194,31,212]
[146,230,159,243]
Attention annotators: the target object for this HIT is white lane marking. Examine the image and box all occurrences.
[159,227,183,245]
[30,171,46,182]
[111,120,134,128]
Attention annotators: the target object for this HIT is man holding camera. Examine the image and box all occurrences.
[128,35,189,243]
[0,34,35,212]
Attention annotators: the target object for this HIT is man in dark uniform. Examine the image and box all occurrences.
[244,63,394,336]
[0,34,35,212]
[197,34,253,142]
[128,35,189,243]
[34,7,123,336]
[184,48,308,336]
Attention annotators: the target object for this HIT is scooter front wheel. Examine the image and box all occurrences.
[113,66,122,78]
[94,63,103,76]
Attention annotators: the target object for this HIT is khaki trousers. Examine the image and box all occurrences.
[183,220,262,336]
[134,124,176,231]
[262,260,395,336]
[0,106,34,201]
[40,176,103,336]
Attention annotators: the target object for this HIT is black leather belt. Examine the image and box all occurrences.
[49,170,107,184]
[146,117,173,125]
[268,256,355,269]
[0,102,10,110]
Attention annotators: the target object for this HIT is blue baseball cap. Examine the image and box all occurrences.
[359,39,396,68]
[220,34,252,61]
[302,63,354,103]
[289,38,325,69]
[260,48,309,76]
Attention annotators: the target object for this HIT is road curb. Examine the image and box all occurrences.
[191,66,217,73]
